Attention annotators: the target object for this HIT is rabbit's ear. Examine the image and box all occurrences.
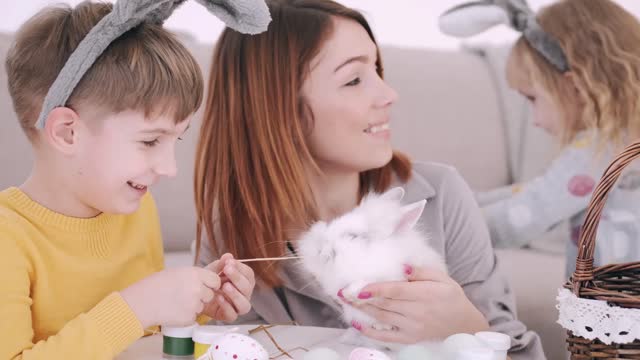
[438,1,510,38]
[194,0,272,34]
[394,199,426,234]
[380,187,405,202]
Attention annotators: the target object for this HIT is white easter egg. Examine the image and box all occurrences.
[349,347,392,360]
[303,347,340,360]
[443,333,485,354]
[397,344,437,360]
[208,333,268,360]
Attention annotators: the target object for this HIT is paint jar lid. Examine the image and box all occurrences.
[162,324,197,338]
[193,326,224,344]
[475,331,511,351]
[454,346,494,360]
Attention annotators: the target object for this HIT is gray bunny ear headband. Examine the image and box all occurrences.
[438,0,569,74]
[35,0,271,129]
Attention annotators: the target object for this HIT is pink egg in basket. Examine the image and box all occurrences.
[205,333,269,360]
[348,347,392,360]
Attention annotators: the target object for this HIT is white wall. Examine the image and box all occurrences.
[3,1,640,49]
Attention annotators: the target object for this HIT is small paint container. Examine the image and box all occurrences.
[192,326,224,359]
[162,324,196,359]
[453,347,495,360]
[475,331,511,360]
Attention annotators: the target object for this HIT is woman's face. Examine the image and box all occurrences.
[301,17,398,174]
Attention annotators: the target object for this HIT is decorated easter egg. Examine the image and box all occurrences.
[303,347,340,360]
[206,333,268,360]
[348,347,392,360]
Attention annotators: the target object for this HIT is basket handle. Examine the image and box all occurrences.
[572,141,640,294]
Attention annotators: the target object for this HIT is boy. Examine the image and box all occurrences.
[0,1,263,358]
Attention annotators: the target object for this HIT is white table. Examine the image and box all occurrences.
[116,325,386,359]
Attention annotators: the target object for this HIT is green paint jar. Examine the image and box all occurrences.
[162,324,196,359]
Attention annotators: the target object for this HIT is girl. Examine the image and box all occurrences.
[476,0,640,277]
[195,1,544,359]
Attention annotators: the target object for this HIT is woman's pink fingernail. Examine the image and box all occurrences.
[337,289,344,298]
[357,291,372,300]
[352,321,362,331]
[404,264,413,275]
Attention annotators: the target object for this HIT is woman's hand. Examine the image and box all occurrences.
[201,253,256,322]
[346,265,489,344]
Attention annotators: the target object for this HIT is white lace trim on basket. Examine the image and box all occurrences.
[557,288,640,345]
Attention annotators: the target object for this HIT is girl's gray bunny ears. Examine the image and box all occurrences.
[35,0,271,129]
[438,0,569,73]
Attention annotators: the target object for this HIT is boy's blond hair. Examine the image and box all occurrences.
[507,0,640,147]
[5,1,203,141]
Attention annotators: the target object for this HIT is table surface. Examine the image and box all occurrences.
[116,325,385,360]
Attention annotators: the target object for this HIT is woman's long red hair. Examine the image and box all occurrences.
[194,0,411,287]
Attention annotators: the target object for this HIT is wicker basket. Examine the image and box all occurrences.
[563,141,640,359]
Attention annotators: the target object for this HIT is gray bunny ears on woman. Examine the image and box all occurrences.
[35,0,271,129]
[438,0,569,74]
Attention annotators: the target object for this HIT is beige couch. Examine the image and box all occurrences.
[0,32,567,359]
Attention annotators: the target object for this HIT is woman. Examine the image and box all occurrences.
[194,1,544,359]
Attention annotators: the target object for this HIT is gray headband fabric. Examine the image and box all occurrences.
[35,0,271,129]
[438,0,569,73]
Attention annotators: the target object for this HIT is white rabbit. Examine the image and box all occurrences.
[297,186,447,350]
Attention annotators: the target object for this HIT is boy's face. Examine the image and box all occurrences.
[73,109,190,215]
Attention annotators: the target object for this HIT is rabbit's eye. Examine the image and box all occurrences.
[346,232,359,240]
[319,247,336,262]
[345,232,369,242]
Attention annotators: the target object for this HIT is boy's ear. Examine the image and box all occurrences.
[42,107,81,155]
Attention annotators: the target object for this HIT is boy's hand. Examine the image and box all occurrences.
[201,253,256,322]
[120,267,220,329]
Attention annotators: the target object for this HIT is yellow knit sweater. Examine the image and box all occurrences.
[0,187,164,359]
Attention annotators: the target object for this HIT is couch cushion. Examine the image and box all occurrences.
[0,33,33,193]
[382,46,509,191]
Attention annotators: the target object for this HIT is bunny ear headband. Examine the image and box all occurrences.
[35,0,271,129]
[438,0,569,74]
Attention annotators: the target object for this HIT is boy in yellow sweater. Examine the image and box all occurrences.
[0,1,269,359]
